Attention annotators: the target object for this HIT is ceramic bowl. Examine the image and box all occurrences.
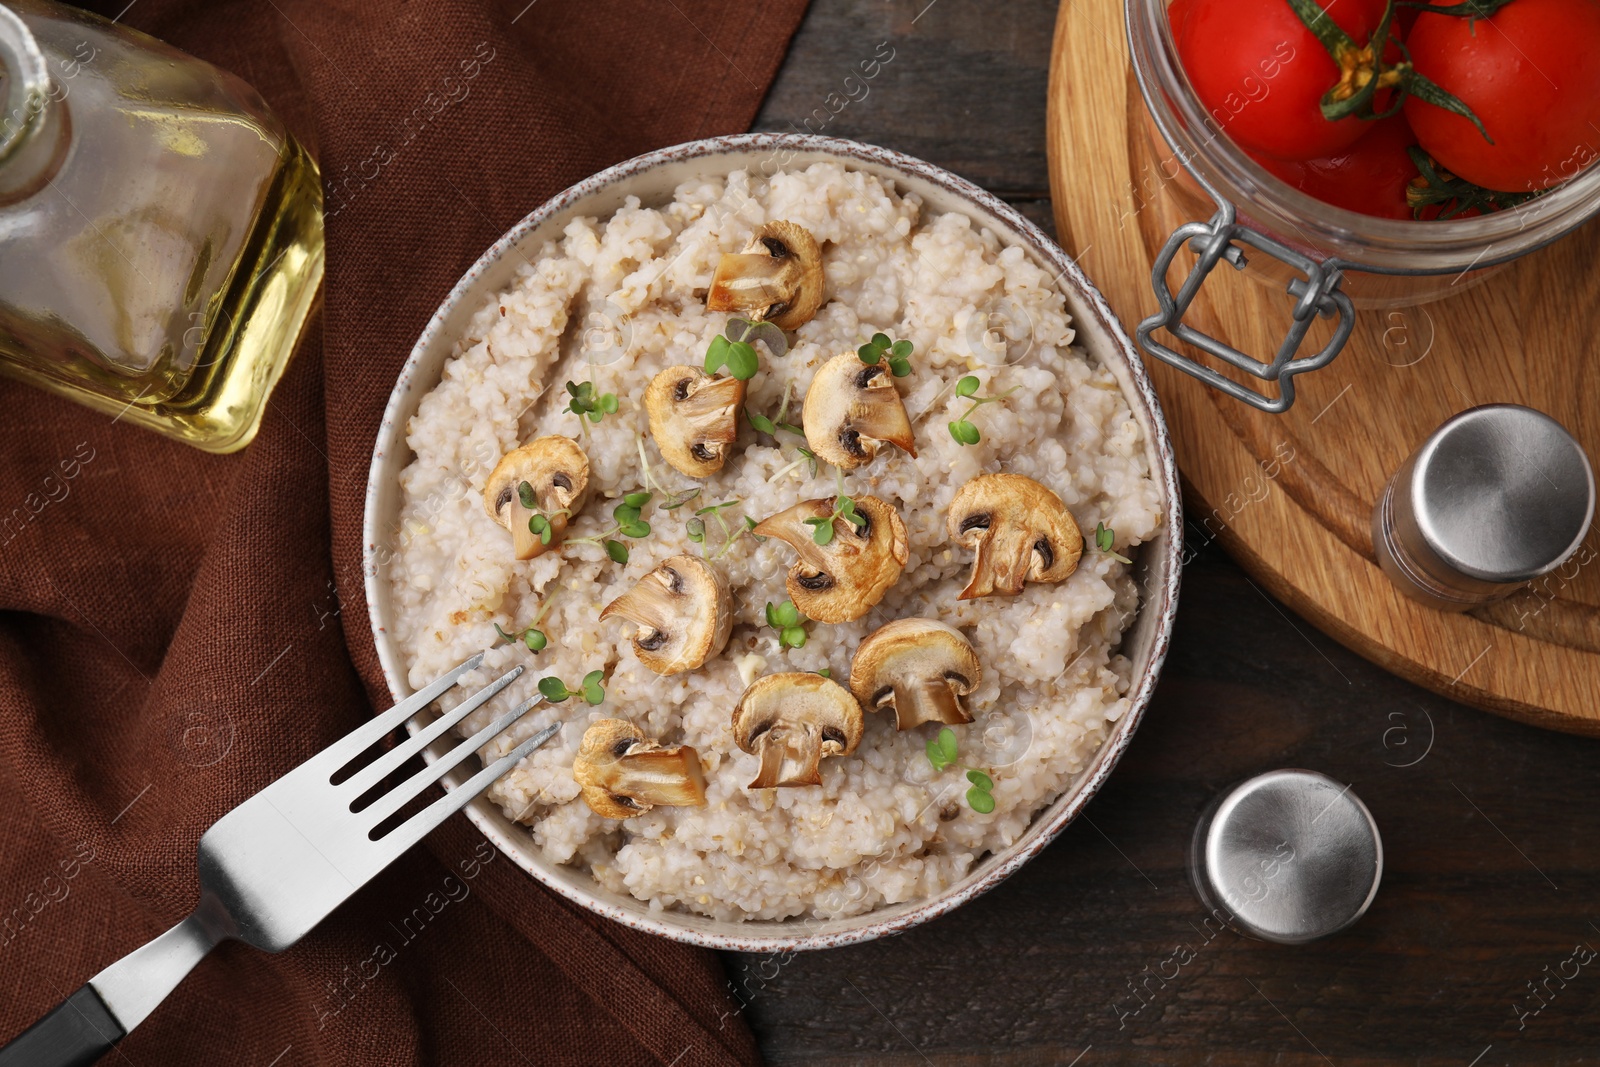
[363,133,1182,952]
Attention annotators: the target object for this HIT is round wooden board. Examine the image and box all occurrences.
[1046,0,1600,734]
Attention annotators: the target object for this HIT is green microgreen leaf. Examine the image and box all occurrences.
[890,339,913,360]
[938,727,959,763]
[781,625,807,649]
[538,676,570,702]
[517,481,536,509]
[777,421,804,436]
[810,519,835,546]
[598,393,619,414]
[956,375,981,398]
[966,769,994,791]
[1095,521,1114,553]
[661,488,702,510]
[765,602,780,628]
[581,669,606,705]
[523,628,548,652]
[604,539,629,564]
[619,520,651,539]
[726,340,760,381]
[795,446,818,478]
[624,491,652,508]
[686,518,706,543]
[816,668,831,679]
[774,602,800,628]
[747,408,776,435]
[949,420,981,445]
[857,342,882,365]
[966,787,996,814]
[872,332,891,349]
[704,334,731,375]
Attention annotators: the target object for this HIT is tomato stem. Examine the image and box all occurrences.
[1405,146,1542,216]
[1284,0,1494,142]
[1399,0,1518,22]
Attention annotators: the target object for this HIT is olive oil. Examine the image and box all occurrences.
[0,0,324,452]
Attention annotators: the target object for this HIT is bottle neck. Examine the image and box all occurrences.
[0,4,67,203]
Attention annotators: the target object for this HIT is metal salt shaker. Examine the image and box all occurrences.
[1372,405,1595,611]
[1189,770,1382,944]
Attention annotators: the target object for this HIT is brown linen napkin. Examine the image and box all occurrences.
[0,1,809,1063]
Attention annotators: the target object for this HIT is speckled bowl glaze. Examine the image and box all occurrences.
[363,133,1183,952]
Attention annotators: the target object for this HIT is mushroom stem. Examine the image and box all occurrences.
[849,392,917,457]
[509,497,542,560]
[964,525,1036,599]
[707,253,793,313]
[614,747,708,807]
[749,722,824,788]
[893,679,974,731]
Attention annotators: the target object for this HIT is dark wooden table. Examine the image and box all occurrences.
[738,3,1600,1064]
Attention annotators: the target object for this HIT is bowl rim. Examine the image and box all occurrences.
[362,131,1183,952]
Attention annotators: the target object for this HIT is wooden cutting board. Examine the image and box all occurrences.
[1046,0,1600,734]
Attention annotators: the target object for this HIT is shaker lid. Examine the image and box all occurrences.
[1411,405,1594,583]
[1190,770,1382,944]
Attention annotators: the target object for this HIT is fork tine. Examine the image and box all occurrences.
[303,652,488,777]
[372,722,561,856]
[340,666,528,799]
[361,692,547,832]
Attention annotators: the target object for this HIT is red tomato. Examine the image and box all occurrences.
[1168,0,1194,36]
[1250,114,1422,218]
[1178,0,1392,160]
[1405,0,1600,191]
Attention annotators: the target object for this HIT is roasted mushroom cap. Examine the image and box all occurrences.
[731,673,864,788]
[644,365,746,478]
[599,554,733,675]
[946,473,1082,600]
[572,719,707,820]
[849,619,982,731]
[752,495,909,623]
[705,221,825,331]
[801,352,917,469]
[482,436,591,560]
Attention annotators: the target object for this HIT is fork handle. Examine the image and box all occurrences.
[0,986,123,1067]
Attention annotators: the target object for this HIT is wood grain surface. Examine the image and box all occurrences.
[737,2,1600,1063]
[1047,0,1600,733]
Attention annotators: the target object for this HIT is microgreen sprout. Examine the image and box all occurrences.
[537,669,606,706]
[857,332,914,377]
[1093,521,1134,565]
[515,480,571,547]
[765,600,809,650]
[803,495,866,546]
[947,376,1020,446]
[924,727,996,813]
[569,490,653,564]
[705,316,791,381]
[565,380,619,423]
[746,407,805,439]
[689,499,753,560]
[493,619,548,653]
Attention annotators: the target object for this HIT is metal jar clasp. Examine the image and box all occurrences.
[1135,206,1355,413]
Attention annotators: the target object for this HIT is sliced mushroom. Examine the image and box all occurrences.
[572,719,707,819]
[849,619,982,731]
[802,352,917,469]
[600,554,732,675]
[706,221,824,331]
[753,495,908,623]
[731,673,864,788]
[482,436,591,560]
[946,473,1082,600]
[644,365,745,478]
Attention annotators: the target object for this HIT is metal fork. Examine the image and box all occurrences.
[0,653,556,1067]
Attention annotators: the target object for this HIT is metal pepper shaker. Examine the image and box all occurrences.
[1189,770,1383,944]
[1371,405,1595,611]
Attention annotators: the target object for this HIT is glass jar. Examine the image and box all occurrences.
[1124,0,1600,412]
[0,0,324,452]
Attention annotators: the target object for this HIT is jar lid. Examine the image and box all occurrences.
[1410,405,1594,584]
[1189,770,1382,944]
